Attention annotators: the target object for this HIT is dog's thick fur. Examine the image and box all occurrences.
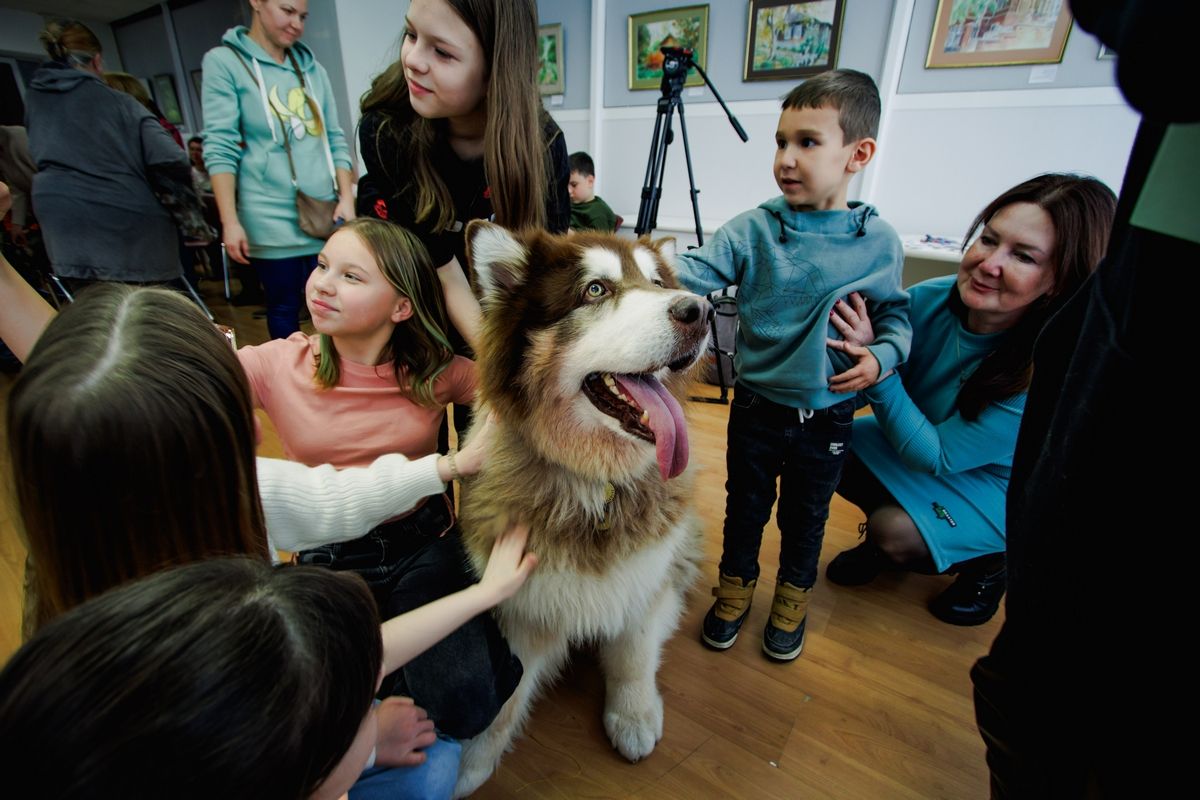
[453,223,710,796]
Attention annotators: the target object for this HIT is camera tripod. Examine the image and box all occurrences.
[633,47,747,246]
[633,47,747,404]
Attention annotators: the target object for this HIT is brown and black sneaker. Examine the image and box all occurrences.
[762,582,812,662]
[700,573,756,650]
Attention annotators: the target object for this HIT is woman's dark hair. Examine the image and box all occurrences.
[954,173,1116,419]
[360,0,551,232]
[7,285,269,629]
[0,558,383,799]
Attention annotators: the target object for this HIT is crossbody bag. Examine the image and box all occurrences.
[225,44,339,239]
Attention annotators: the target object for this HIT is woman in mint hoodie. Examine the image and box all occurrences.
[202,0,355,339]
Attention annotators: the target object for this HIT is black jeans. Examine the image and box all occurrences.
[721,384,854,588]
[297,495,522,739]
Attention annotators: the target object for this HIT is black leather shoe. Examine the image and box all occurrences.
[930,555,1006,626]
[826,540,888,586]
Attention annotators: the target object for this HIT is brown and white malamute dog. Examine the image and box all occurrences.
[454,222,710,796]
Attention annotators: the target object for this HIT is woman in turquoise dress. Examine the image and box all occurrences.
[825,174,1116,625]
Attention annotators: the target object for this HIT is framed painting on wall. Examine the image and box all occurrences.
[538,23,565,95]
[190,68,204,101]
[152,73,183,124]
[926,0,1073,68]
[628,4,709,91]
[744,0,845,81]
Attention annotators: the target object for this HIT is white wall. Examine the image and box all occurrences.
[869,88,1138,238]
[0,8,121,69]
[333,0,409,173]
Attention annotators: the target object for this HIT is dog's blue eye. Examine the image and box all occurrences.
[585,281,606,299]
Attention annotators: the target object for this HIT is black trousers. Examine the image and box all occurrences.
[298,495,522,739]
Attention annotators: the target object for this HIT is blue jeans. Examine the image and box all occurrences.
[720,384,855,588]
[297,496,522,739]
[351,735,461,800]
[251,254,317,340]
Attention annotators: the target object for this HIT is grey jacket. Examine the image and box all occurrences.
[26,63,192,281]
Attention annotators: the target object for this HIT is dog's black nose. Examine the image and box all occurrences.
[669,296,708,326]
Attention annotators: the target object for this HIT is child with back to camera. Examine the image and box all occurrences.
[0,538,535,800]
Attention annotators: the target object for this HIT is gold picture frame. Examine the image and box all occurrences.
[627,4,709,91]
[744,0,846,82]
[926,0,1072,69]
[538,23,565,95]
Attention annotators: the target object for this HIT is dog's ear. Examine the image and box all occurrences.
[466,221,529,304]
[651,236,678,261]
[637,234,678,261]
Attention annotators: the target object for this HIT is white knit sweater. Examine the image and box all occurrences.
[256,454,446,555]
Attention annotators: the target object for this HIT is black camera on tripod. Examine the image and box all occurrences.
[658,46,693,90]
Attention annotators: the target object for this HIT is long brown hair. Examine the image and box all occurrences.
[314,218,455,407]
[360,0,550,232]
[0,558,382,799]
[954,173,1116,419]
[8,286,269,628]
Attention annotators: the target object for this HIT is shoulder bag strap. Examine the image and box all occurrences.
[286,49,338,195]
[225,44,299,188]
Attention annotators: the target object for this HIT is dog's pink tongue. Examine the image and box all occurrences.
[615,374,689,480]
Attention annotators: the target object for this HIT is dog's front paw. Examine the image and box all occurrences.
[453,758,492,799]
[603,685,664,762]
[453,740,500,798]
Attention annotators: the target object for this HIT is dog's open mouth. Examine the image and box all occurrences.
[582,372,689,481]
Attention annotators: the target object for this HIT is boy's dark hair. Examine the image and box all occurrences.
[188,135,203,146]
[569,151,595,178]
[781,69,880,143]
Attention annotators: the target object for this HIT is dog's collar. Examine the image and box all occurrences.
[596,482,617,531]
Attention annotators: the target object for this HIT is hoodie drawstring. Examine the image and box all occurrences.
[251,58,278,145]
[768,209,788,244]
[856,211,868,237]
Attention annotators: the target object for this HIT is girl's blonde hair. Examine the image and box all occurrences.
[39,19,102,66]
[314,218,454,407]
[360,0,551,232]
[103,71,152,110]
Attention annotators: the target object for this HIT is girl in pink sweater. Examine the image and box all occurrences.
[236,217,518,741]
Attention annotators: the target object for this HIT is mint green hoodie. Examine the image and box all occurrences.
[677,197,911,410]
[201,27,352,258]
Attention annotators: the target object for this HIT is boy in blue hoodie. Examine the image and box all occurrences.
[676,69,910,662]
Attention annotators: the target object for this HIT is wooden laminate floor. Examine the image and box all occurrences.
[0,277,1000,798]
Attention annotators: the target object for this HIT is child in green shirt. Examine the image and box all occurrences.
[567,151,618,232]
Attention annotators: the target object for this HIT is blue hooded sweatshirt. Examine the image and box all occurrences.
[677,197,911,410]
[201,27,352,258]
